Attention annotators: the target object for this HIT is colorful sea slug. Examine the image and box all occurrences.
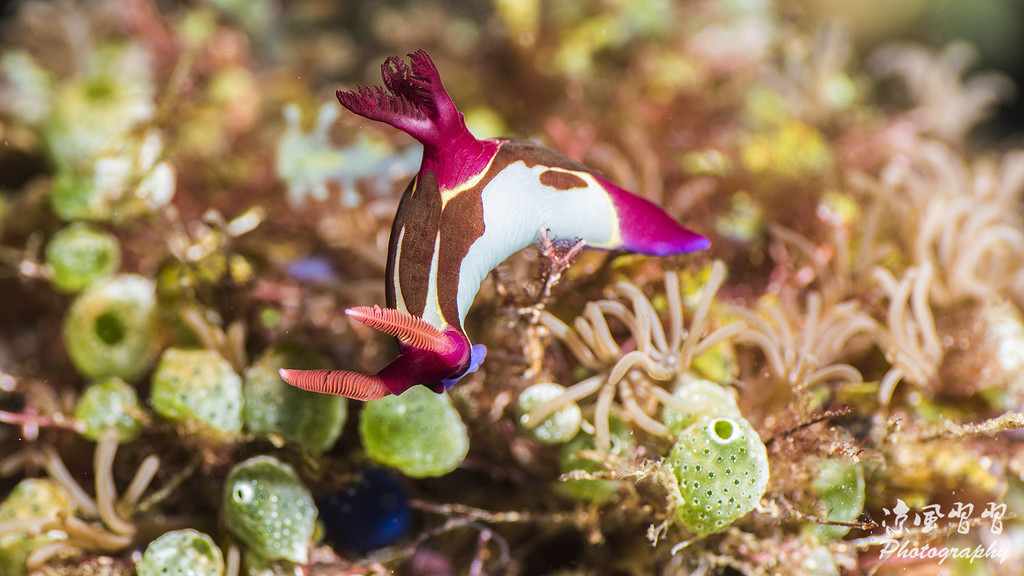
[280,50,709,400]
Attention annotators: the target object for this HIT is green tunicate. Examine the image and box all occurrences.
[224,456,317,564]
[243,345,347,453]
[136,529,225,576]
[517,382,582,444]
[559,417,633,503]
[50,140,176,222]
[42,43,155,171]
[661,374,742,437]
[0,479,72,576]
[359,386,469,478]
[150,348,243,435]
[665,416,769,536]
[62,274,157,380]
[50,168,104,222]
[45,222,121,292]
[804,459,865,541]
[74,376,144,443]
[38,41,172,223]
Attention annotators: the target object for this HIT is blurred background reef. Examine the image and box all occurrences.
[2,0,1024,574]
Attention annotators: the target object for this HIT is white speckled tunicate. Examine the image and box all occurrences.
[517,383,582,444]
[136,529,225,576]
[664,416,769,535]
[223,456,317,563]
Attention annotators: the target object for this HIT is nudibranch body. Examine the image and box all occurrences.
[280,50,709,401]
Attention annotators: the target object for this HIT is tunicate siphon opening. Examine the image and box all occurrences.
[711,418,737,443]
[94,311,126,345]
[235,483,254,504]
[84,78,114,100]
[191,537,214,556]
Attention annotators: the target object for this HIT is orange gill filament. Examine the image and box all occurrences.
[278,369,391,401]
[346,305,455,353]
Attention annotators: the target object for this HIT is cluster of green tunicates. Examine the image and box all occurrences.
[73,376,144,443]
[2,40,174,222]
[559,416,634,503]
[517,382,582,444]
[0,479,72,576]
[29,44,154,170]
[149,348,243,435]
[62,274,158,380]
[136,529,225,576]
[79,127,177,222]
[661,374,741,436]
[804,458,865,541]
[243,345,347,453]
[664,416,769,535]
[359,386,469,478]
[44,222,121,292]
[224,456,317,564]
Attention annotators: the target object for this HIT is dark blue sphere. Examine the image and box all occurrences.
[318,468,412,553]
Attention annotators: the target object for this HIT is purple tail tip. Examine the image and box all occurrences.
[599,175,711,256]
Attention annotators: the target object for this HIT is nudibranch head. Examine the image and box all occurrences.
[334,49,461,150]
[335,49,496,191]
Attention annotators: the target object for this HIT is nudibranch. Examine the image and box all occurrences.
[280,50,709,401]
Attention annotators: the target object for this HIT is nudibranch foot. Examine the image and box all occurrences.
[437,344,487,392]
[279,368,391,401]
